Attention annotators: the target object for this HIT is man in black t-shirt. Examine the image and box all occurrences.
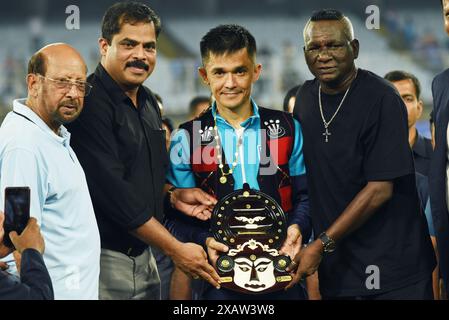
[288,9,436,299]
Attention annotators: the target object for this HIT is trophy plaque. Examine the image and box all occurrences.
[210,183,292,294]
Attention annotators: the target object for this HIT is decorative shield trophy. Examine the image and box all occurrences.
[210,183,292,294]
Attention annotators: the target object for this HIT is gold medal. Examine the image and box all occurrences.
[213,117,241,186]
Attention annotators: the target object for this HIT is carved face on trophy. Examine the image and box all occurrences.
[211,184,292,294]
[234,256,275,292]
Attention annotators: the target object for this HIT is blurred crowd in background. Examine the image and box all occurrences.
[0,0,446,135]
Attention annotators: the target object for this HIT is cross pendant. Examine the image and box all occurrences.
[323,127,331,143]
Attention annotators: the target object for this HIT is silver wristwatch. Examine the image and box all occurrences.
[318,232,336,253]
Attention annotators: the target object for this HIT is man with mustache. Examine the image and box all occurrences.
[0,43,101,299]
[66,2,220,299]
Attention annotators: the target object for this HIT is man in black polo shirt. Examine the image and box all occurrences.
[67,2,220,299]
[287,9,436,299]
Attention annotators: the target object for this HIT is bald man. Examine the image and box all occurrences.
[0,43,101,300]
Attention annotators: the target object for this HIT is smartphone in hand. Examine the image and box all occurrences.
[3,187,30,248]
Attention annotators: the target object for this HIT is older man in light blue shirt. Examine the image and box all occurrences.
[0,44,100,300]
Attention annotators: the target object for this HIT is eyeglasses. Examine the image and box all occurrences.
[304,41,350,57]
[38,75,92,96]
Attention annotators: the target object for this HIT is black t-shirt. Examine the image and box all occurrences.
[294,69,436,297]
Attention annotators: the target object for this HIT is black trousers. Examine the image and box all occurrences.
[323,276,433,300]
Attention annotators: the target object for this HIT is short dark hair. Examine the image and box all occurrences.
[283,85,301,112]
[101,2,161,44]
[189,96,210,113]
[305,9,354,41]
[200,24,257,62]
[162,117,174,134]
[384,70,421,100]
[27,52,47,76]
[310,9,345,21]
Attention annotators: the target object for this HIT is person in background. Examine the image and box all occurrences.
[188,95,211,120]
[283,85,301,114]
[384,70,439,298]
[0,211,53,300]
[162,117,174,151]
[427,0,449,299]
[384,71,432,176]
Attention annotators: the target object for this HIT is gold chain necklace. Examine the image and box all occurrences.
[213,117,243,184]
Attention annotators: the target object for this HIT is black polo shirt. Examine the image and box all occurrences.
[294,69,435,297]
[412,131,432,177]
[67,64,168,256]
